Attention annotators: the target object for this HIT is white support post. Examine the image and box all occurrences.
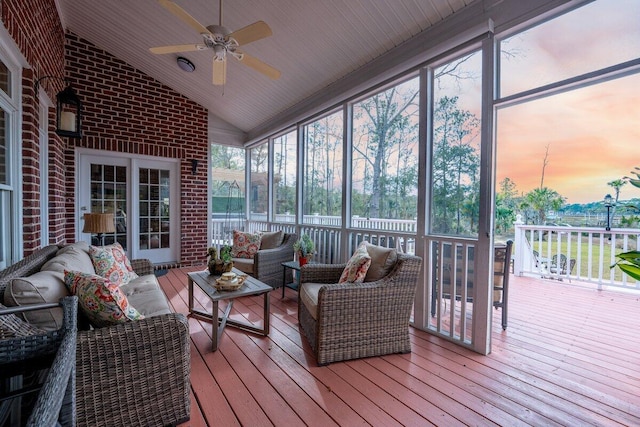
[514,214,525,276]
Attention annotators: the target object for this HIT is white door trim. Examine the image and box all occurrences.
[76,148,181,264]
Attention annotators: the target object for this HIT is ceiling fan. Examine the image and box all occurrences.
[150,0,281,85]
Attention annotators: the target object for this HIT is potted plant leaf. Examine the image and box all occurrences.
[220,244,234,272]
[611,251,640,280]
[293,233,315,266]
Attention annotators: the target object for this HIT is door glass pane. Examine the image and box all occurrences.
[273,130,296,223]
[89,163,127,248]
[139,167,171,250]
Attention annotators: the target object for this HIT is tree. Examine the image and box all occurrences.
[607,178,627,224]
[304,113,343,217]
[495,177,519,233]
[431,95,480,235]
[352,79,419,219]
[522,187,565,225]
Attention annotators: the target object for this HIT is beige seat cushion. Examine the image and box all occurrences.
[260,230,284,249]
[232,257,254,274]
[3,270,69,331]
[120,274,172,317]
[57,241,90,255]
[363,242,397,282]
[300,282,325,320]
[41,246,96,275]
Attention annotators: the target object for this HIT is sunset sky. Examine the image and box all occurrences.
[494,0,640,204]
[496,74,640,204]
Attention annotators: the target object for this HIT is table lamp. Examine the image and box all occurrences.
[82,213,116,246]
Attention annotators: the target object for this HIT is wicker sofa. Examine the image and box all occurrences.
[298,249,422,365]
[0,244,190,426]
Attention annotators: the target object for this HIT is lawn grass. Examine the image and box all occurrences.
[529,233,637,284]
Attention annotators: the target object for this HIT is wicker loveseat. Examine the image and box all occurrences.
[298,249,422,365]
[0,244,190,426]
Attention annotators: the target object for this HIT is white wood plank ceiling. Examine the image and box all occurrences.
[56,0,474,137]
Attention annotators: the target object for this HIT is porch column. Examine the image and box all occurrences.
[513,215,525,276]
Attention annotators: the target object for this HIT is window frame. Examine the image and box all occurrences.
[0,28,24,267]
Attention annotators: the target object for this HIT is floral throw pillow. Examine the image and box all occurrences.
[64,270,144,327]
[89,242,138,285]
[232,230,262,259]
[339,242,372,283]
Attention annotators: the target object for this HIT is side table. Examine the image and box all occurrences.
[281,260,302,298]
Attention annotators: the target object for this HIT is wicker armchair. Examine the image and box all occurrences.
[234,233,297,288]
[298,252,422,365]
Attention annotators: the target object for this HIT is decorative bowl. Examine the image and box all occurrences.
[215,274,246,291]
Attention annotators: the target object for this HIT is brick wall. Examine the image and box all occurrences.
[3,1,210,265]
[65,33,209,265]
[2,0,67,253]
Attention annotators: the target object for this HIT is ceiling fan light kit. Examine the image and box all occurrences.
[177,56,195,72]
[150,0,281,86]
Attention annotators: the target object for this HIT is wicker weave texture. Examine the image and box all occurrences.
[298,253,422,365]
[130,258,154,276]
[76,314,190,426]
[251,233,297,288]
[26,296,78,427]
[0,245,191,427]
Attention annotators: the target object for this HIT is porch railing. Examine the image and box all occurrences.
[211,215,640,292]
[513,219,640,291]
[211,217,416,264]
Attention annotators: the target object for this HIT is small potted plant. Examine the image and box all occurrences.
[220,244,234,272]
[293,233,315,266]
[207,244,234,275]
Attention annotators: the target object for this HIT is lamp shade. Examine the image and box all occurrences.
[82,213,116,234]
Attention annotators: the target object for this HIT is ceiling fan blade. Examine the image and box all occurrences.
[158,0,210,35]
[228,21,272,46]
[237,52,281,80]
[149,44,206,54]
[213,58,226,86]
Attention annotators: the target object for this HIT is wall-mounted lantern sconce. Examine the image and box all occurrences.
[191,159,199,175]
[35,76,82,139]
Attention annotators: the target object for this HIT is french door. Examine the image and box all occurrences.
[77,150,180,264]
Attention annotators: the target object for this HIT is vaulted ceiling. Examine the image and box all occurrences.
[56,0,474,140]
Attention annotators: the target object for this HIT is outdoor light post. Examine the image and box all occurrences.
[603,193,614,231]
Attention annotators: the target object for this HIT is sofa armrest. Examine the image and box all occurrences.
[130,258,154,276]
[76,313,190,427]
[299,263,346,284]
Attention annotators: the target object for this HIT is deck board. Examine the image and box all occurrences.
[157,267,640,426]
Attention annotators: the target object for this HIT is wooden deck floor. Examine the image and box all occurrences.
[157,268,640,426]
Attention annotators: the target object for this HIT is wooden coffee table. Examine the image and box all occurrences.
[187,269,271,351]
